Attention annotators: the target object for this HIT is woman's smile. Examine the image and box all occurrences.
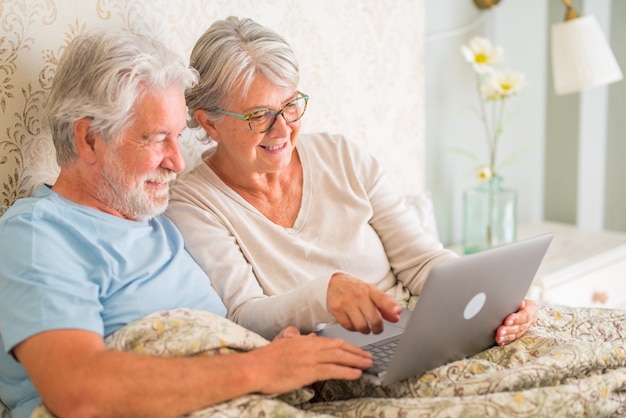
[259,142,288,152]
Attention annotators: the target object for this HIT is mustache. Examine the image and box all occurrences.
[148,169,178,184]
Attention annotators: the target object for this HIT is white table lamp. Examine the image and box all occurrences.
[551,1,623,95]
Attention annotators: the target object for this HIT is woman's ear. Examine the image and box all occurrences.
[194,109,221,143]
[73,117,98,164]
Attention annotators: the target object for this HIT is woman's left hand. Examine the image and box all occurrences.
[495,299,538,346]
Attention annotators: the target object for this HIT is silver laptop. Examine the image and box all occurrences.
[317,233,553,386]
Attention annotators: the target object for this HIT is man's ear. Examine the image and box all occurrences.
[194,109,221,143]
[73,118,98,164]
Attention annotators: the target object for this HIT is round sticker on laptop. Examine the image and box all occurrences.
[463,292,486,320]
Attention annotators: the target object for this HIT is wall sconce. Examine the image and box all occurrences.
[551,0,623,95]
[473,0,501,9]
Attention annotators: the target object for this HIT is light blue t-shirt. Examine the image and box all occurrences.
[0,185,227,418]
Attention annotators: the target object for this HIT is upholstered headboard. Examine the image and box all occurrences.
[0,0,425,208]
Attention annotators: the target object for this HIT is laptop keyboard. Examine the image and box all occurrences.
[362,335,401,375]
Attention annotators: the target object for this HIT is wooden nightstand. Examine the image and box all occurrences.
[447,221,626,308]
[518,222,626,309]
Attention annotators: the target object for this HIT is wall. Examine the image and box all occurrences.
[0,0,425,207]
[6,0,621,244]
[425,0,625,245]
[425,0,548,245]
[596,0,626,232]
[544,0,625,232]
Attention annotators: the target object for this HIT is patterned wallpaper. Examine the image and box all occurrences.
[0,0,424,207]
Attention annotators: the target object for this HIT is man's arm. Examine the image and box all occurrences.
[15,328,372,418]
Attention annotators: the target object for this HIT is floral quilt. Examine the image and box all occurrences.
[24,305,626,417]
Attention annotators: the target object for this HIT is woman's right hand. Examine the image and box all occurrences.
[326,272,402,334]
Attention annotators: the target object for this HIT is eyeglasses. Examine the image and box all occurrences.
[216,91,309,134]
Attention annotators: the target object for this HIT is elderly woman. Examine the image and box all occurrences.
[166,16,538,342]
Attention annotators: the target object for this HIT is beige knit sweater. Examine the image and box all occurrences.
[166,133,456,339]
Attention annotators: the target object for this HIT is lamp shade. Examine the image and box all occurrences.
[551,15,623,95]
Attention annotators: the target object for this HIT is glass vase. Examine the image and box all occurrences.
[462,176,517,254]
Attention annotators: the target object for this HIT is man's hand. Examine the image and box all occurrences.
[273,326,301,340]
[252,329,373,395]
[495,299,539,346]
[326,273,402,334]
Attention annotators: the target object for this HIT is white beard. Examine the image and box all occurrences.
[96,151,176,221]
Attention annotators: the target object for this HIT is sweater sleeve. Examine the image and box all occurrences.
[346,140,458,296]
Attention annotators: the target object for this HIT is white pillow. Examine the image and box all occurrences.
[404,191,440,242]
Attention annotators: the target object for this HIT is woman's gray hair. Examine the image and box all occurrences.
[185,16,300,143]
[46,29,198,167]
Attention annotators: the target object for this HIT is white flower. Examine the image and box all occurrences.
[481,70,526,101]
[460,36,503,74]
[476,166,493,182]
[457,37,527,181]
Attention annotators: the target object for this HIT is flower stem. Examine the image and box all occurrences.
[476,74,493,162]
[490,96,507,176]
[487,178,494,246]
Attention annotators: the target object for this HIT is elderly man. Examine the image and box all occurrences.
[0,30,371,418]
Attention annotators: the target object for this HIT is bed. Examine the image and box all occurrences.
[12,305,625,417]
[2,2,626,417]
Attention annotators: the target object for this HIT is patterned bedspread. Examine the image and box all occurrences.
[23,305,626,417]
